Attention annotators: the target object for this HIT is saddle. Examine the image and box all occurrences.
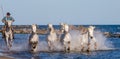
[2,25,14,39]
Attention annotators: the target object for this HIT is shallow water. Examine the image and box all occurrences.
[0,33,120,59]
[0,25,120,59]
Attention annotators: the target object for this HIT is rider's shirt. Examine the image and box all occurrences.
[2,16,14,26]
[2,16,14,21]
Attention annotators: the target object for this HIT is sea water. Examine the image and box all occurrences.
[0,25,119,59]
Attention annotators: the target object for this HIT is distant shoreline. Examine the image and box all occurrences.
[0,25,119,38]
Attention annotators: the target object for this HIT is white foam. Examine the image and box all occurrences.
[5,30,113,52]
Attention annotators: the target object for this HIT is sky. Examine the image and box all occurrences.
[0,0,120,25]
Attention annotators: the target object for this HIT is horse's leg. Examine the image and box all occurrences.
[51,42,54,51]
[5,37,10,50]
[87,34,91,52]
[81,39,85,51]
[48,41,52,51]
[64,45,66,52]
[9,33,13,48]
[12,28,14,39]
[92,37,97,50]
[87,42,90,52]
[35,42,38,51]
[67,41,70,52]
[81,33,87,52]
[5,32,9,49]
[81,44,84,51]
[94,42,97,50]
[33,42,38,52]
[63,42,66,52]
[63,41,70,52]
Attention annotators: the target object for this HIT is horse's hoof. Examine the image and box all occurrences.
[86,49,90,52]
[65,48,70,53]
[67,48,70,51]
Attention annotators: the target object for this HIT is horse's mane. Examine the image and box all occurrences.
[79,26,88,34]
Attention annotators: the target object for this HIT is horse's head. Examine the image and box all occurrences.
[5,20,13,27]
[64,24,69,33]
[88,26,95,39]
[48,24,53,31]
[32,24,37,33]
[60,23,65,33]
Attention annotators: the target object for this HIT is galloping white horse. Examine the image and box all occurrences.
[80,26,97,51]
[61,24,71,52]
[80,27,89,51]
[4,20,14,50]
[47,24,58,51]
[29,24,39,53]
[87,26,97,51]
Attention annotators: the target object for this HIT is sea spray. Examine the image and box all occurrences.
[37,41,49,52]
[9,34,30,51]
[7,30,113,52]
[37,40,64,52]
[10,42,29,51]
[94,31,113,50]
[69,30,82,51]
[69,30,113,51]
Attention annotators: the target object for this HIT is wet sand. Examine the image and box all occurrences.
[0,56,14,59]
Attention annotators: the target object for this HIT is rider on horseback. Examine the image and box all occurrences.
[1,12,15,38]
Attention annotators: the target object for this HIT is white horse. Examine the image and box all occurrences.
[4,20,14,50]
[88,26,97,51]
[80,27,89,51]
[29,24,39,53]
[80,26,97,51]
[47,24,58,51]
[61,24,71,52]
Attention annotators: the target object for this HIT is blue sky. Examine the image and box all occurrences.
[0,0,120,25]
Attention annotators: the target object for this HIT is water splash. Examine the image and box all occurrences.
[94,31,113,50]
[69,30,113,51]
[0,29,114,52]
[36,30,113,52]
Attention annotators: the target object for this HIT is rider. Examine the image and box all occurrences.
[1,12,15,38]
